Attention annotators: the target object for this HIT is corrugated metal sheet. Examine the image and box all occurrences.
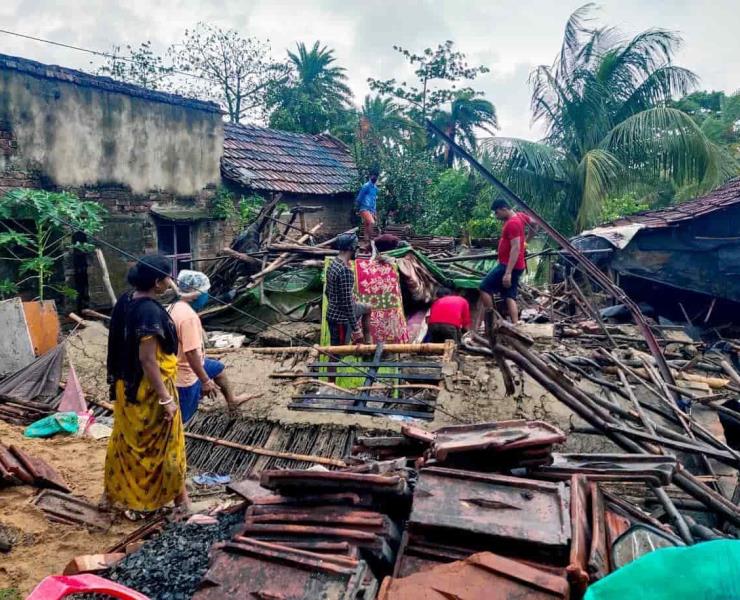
[605,177,740,229]
[221,123,357,195]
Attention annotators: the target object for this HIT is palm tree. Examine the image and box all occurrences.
[359,95,418,146]
[434,91,498,167]
[288,41,352,107]
[269,42,353,134]
[481,4,736,231]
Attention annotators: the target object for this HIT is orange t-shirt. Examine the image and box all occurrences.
[168,301,204,387]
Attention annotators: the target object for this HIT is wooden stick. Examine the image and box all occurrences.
[82,309,110,322]
[222,247,262,265]
[67,313,87,327]
[95,248,117,306]
[252,343,448,356]
[250,222,323,283]
[184,432,346,467]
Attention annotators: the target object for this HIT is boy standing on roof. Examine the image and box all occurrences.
[473,199,533,329]
[356,170,379,249]
[325,233,371,346]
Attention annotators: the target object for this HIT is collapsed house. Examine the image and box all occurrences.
[571,178,740,323]
[221,122,358,237]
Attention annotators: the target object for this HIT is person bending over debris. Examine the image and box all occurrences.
[427,287,471,343]
[473,198,533,329]
[372,233,409,254]
[326,233,371,346]
[356,169,379,249]
[169,270,252,422]
[104,254,189,516]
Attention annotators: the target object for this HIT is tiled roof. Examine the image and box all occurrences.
[605,177,740,229]
[221,122,357,195]
[0,53,221,113]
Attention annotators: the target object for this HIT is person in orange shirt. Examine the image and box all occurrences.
[168,270,251,422]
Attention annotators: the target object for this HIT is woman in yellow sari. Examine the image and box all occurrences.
[103,254,188,514]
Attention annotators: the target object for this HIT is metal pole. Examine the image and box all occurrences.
[426,119,682,408]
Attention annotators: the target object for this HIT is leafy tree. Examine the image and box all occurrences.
[368,41,490,121]
[673,90,740,159]
[599,192,650,223]
[169,23,286,123]
[432,91,498,167]
[482,5,737,233]
[268,42,353,135]
[97,41,173,89]
[0,189,106,301]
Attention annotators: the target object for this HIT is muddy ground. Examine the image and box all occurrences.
[0,420,138,595]
[7,319,727,595]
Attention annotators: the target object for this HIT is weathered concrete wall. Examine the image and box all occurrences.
[0,67,223,196]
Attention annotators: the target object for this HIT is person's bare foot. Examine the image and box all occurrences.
[229,393,259,409]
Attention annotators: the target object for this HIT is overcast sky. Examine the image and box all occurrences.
[1,0,737,139]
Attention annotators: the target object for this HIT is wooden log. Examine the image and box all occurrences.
[252,343,448,356]
[82,309,110,322]
[222,247,262,265]
[184,432,346,467]
[95,249,117,306]
[67,313,87,328]
[250,222,323,282]
[268,244,338,255]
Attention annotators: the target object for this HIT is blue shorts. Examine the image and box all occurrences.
[480,264,524,300]
[177,358,225,423]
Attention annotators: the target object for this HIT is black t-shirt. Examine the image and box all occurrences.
[106,290,178,403]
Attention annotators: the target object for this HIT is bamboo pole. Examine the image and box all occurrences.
[252,343,448,356]
[184,432,346,467]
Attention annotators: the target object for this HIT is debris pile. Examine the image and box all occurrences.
[187,408,720,600]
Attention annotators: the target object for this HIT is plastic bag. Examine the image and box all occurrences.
[585,540,740,600]
[24,412,79,438]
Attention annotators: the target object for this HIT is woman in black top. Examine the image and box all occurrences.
[103,255,188,514]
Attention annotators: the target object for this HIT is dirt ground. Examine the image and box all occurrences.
[0,420,137,595]
[67,320,605,447]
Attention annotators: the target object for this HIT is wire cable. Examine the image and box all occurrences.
[0,28,211,82]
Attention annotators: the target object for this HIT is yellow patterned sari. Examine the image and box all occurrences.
[104,337,186,511]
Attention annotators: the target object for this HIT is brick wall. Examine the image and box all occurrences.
[1,125,233,307]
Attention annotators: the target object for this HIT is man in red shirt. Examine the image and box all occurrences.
[474,199,532,329]
[427,287,471,342]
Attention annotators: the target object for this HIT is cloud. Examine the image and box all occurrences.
[1,0,738,139]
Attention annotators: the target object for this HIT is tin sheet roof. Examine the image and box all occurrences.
[221,122,357,195]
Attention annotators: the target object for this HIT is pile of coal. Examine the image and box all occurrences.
[102,511,243,600]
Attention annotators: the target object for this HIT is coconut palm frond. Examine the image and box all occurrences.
[604,107,717,184]
[575,148,624,228]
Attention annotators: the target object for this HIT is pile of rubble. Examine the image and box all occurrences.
[181,414,704,599]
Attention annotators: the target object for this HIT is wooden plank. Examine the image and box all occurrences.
[291,394,435,408]
[288,403,435,420]
[22,300,60,356]
[274,372,442,382]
